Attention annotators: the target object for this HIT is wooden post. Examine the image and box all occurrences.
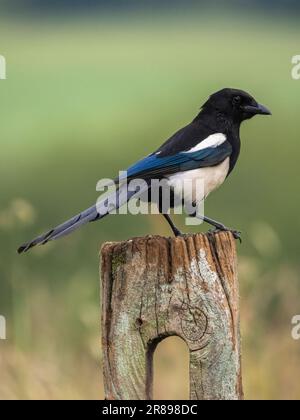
[101,232,243,400]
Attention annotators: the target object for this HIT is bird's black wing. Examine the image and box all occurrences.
[155,122,213,157]
[123,140,232,181]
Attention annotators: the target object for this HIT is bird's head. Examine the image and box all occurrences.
[202,88,271,124]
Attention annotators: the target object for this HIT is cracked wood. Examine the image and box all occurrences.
[101,231,243,400]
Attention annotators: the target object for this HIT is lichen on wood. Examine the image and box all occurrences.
[101,232,243,400]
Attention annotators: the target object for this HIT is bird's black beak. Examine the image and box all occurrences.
[243,103,272,116]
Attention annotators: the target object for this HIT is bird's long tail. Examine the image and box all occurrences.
[17,183,148,254]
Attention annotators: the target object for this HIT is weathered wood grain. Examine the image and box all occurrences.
[101,232,243,400]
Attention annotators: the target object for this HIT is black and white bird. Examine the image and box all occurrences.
[18,88,271,254]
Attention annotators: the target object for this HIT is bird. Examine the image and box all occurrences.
[18,88,271,254]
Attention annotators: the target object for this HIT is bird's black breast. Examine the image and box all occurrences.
[226,131,241,176]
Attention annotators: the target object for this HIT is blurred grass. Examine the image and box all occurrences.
[0,12,300,399]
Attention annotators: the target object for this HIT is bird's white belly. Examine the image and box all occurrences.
[168,157,230,204]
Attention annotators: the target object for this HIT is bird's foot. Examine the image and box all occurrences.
[173,228,183,237]
[208,226,242,243]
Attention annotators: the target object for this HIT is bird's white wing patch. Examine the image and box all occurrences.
[183,133,227,153]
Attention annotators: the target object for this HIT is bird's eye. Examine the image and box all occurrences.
[232,96,241,106]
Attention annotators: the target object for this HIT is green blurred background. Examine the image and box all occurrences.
[0,0,299,400]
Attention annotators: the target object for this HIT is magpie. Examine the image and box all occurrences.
[18,88,271,254]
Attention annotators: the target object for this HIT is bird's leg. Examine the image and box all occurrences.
[161,209,240,241]
[162,214,182,237]
[201,215,242,242]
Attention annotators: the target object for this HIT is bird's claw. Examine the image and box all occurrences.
[230,229,242,243]
[208,227,242,243]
